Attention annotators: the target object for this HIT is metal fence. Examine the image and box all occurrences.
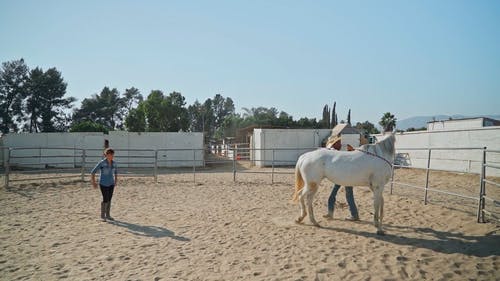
[478,149,500,223]
[1,146,316,187]
[391,147,499,223]
[2,145,498,223]
[3,147,87,186]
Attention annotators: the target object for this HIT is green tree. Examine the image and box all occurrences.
[331,102,337,128]
[24,67,43,132]
[219,113,244,139]
[321,104,331,128]
[188,94,233,139]
[73,87,125,130]
[123,87,143,111]
[296,117,320,128]
[143,90,165,131]
[212,94,235,131]
[277,111,294,127]
[202,98,215,136]
[70,120,109,133]
[187,100,205,132]
[24,67,75,132]
[355,121,380,135]
[125,103,146,132]
[142,90,189,132]
[254,107,279,125]
[164,91,189,132]
[379,112,397,132]
[0,59,29,133]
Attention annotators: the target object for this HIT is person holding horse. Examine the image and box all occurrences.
[323,136,359,221]
[293,133,395,234]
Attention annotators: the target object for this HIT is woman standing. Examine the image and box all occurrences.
[91,148,118,222]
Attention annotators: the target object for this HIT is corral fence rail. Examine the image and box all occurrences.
[392,146,499,224]
[479,149,500,223]
[2,145,498,223]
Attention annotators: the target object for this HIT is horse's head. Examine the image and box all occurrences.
[378,133,396,160]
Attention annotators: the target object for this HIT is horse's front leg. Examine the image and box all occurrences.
[373,188,385,235]
[295,190,307,223]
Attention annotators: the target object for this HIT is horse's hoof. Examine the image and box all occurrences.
[295,218,304,224]
[312,222,321,228]
[376,230,385,236]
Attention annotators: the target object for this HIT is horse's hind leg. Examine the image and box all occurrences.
[307,182,320,227]
[379,194,385,235]
[295,189,307,223]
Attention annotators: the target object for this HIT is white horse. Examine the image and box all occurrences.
[292,133,395,235]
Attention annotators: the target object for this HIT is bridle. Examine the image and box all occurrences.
[355,148,393,169]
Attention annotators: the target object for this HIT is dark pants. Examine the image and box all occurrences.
[100,184,115,203]
[328,184,358,218]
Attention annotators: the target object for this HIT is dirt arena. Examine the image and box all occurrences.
[1,168,499,280]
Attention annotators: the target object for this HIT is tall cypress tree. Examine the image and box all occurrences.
[331,102,337,128]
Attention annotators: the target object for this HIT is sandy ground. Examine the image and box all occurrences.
[1,168,499,281]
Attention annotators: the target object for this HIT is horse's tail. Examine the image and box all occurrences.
[292,159,305,202]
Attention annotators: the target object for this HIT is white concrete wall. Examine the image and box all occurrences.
[252,129,332,167]
[379,126,500,176]
[1,132,204,169]
[427,119,483,131]
[340,134,360,150]
[157,132,204,167]
[2,132,102,168]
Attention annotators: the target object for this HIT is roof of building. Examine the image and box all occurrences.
[427,117,500,125]
[330,123,361,136]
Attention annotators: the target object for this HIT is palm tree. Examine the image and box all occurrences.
[379,112,397,132]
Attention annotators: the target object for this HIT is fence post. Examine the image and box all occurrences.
[192,149,196,184]
[81,149,86,182]
[4,148,10,188]
[272,149,275,184]
[424,149,432,205]
[477,147,486,223]
[154,150,158,183]
[233,147,236,182]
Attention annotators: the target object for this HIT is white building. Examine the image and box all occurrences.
[385,118,500,176]
[251,128,332,167]
[327,123,364,150]
[427,117,500,131]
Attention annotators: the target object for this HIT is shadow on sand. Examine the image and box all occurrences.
[320,221,499,257]
[109,220,190,241]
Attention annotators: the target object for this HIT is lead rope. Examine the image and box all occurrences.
[355,148,393,169]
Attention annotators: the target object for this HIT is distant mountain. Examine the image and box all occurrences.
[396,114,500,131]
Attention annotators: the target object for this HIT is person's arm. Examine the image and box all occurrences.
[91,173,97,189]
[114,163,118,187]
[90,161,101,189]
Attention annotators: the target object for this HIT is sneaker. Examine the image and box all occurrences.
[345,216,360,221]
[322,214,334,220]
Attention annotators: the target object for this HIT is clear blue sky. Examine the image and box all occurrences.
[1,0,499,125]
